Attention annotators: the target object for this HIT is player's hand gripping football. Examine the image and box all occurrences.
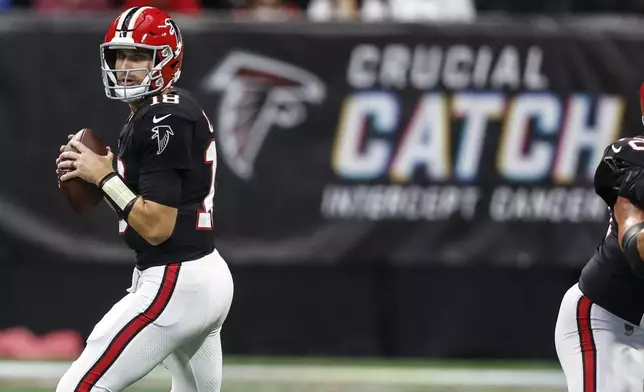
[56,134,115,186]
[55,134,75,188]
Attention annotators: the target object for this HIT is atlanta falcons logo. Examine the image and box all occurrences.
[151,125,174,155]
[202,51,326,180]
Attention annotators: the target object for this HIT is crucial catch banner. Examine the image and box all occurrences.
[201,23,641,267]
[1,21,642,267]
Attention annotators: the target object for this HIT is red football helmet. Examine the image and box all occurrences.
[101,7,184,102]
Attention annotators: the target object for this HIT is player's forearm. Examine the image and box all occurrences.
[126,198,175,245]
[637,233,644,259]
[617,198,644,277]
[99,172,176,246]
[622,226,644,276]
[625,225,644,259]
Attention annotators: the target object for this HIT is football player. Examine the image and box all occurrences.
[54,7,234,392]
[554,86,644,391]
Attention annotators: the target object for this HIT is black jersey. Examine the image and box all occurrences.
[580,137,644,325]
[116,88,216,269]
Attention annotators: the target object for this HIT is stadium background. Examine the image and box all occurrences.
[0,0,642,390]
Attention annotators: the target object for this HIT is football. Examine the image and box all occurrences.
[615,196,644,245]
[59,128,108,214]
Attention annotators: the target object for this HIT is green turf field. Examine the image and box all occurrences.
[0,356,567,392]
[0,386,566,392]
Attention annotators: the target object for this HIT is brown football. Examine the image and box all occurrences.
[59,128,108,213]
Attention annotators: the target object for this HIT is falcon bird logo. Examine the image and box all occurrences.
[151,125,174,155]
[202,51,326,180]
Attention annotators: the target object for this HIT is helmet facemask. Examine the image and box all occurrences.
[100,42,174,103]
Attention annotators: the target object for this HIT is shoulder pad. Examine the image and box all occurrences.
[603,137,644,168]
[594,136,644,207]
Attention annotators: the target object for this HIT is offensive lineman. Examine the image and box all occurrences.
[554,107,644,390]
[54,7,234,392]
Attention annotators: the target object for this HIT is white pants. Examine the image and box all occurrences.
[555,283,644,392]
[56,249,234,392]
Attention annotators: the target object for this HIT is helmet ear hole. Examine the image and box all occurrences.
[155,46,173,68]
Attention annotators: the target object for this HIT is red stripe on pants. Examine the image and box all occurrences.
[576,296,596,392]
[75,263,180,392]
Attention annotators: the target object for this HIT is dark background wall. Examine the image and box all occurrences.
[0,16,632,361]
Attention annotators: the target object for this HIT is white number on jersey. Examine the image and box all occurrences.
[605,212,613,239]
[151,94,180,105]
[628,138,644,151]
[197,110,216,230]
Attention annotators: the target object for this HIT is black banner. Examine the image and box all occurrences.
[1,19,642,267]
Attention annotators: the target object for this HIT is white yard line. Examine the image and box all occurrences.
[0,360,567,388]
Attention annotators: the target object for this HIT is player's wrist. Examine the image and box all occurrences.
[99,172,138,220]
[93,169,113,187]
[98,171,118,188]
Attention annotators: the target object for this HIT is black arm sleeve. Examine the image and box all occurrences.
[138,169,182,207]
[621,222,644,278]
